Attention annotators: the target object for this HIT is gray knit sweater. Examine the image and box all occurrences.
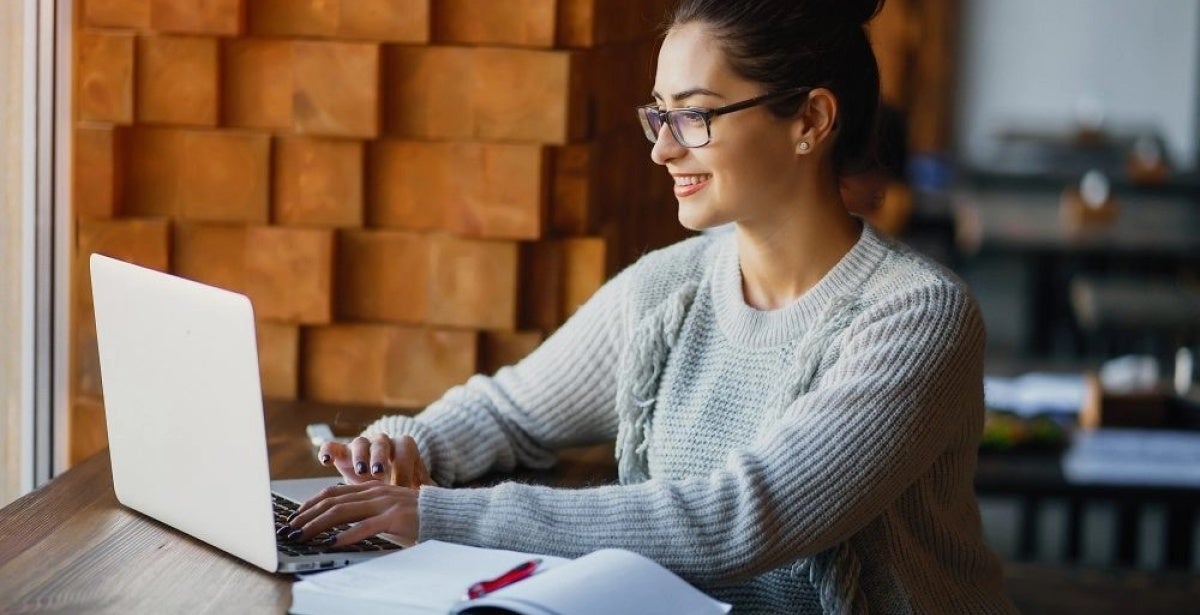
[363,223,1016,614]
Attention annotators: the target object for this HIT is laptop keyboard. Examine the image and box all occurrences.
[272,493,401,557]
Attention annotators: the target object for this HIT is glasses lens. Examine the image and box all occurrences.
[669,110,710,147]
[637,107,662,143]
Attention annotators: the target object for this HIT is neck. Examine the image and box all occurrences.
[734,179,862,311]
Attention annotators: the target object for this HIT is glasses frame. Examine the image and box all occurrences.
[637,87,813,148]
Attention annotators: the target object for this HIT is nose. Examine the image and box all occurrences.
[650,123,686,166]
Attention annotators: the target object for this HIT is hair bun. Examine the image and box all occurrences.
[819,0,885,27]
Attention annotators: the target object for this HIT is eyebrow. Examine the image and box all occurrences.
[651,87,723,103]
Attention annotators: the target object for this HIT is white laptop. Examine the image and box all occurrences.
[90,253,401,573]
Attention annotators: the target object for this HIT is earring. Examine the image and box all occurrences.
[797,141,810,153]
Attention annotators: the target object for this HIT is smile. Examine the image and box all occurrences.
[672,174,711,197]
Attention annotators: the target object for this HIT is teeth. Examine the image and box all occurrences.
[674,175,710,187]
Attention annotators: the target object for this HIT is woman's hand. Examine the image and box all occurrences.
[317,434,435,488]
[289,482,421,547]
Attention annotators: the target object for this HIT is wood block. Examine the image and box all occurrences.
[444,143,547,240]
[150,0,243,35]
[73,124,127,220]
[382,327,477,406]
[557,0,670,47]
[245,227,334,323]
[75,218,172,308]
[589,43,655,138]
[518,240,563,331]
[293,41,380,138]
[428,234,518,330]
[561,237,607,318]
[274,137,364,228]
[370,140,546,239]
[550,144,596,235]
[172,223,247,293]
[432,0,555,47]
[136,35,220,126]
[366,140,447,231]
[480,330,543,375]
[83,0,151,29]
[256,321,299,400]
[69,396,108,467]
[76,30,134,124]
[337,230,429,324]
[471,48,587,143]
[127,127,271,223]
[303,325,477,407]
[556,0,595,47]
[246,0,339,37]
[222,39,294,130]
[386,47,587,142]
[383,46,474,139]
[303,325,391,405]
[338,0,430,42]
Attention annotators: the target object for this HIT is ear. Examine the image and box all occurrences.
[791,88,839,154]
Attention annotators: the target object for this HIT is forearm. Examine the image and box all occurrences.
[363,267,632,485]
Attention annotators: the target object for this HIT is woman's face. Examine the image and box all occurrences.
[650,22,803,231]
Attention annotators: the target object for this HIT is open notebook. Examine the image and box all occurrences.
[291,540,731,615]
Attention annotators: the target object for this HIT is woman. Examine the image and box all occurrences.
[286,0,1016,612]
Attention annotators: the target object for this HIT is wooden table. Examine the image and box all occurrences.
[2,400,1198,613]
[0,401,614,613]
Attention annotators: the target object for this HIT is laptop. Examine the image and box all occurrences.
[90,253,402,573]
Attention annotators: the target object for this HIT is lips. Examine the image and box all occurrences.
[672,173,711,197]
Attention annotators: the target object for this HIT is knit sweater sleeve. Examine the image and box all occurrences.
[416,279,985,584]
[360,265,632,486]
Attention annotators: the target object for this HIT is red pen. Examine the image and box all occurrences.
[465,558,542,599]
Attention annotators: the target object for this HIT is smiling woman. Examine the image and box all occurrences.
[286,1,1017,613]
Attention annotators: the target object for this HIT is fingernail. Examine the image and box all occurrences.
[287,528,304,541]
[319,454,330,464]
[286,513,297,523]
[371,463,383,475]
[335,481,345,486]
[321,534,338,546]
[355,461,367,475]
[276,525,292,536]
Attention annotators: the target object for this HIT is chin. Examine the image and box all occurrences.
[676,198,728,232]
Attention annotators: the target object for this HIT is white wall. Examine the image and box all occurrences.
[957,0,1200,170]
[0,0,35,506]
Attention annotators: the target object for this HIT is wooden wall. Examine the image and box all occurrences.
[70,0,682,465]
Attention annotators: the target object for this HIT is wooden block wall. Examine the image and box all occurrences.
[70,0,686,462]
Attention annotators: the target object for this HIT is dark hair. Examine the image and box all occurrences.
[669,0,885,175]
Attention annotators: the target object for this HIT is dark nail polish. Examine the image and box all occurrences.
[355,461,367,475]
[276,525,292,536]
[321,535,338,546]
[335,481,345,486]
[286,513,297,523]
[319,454,330,464]
[371,463,383,475]
[287,528,304,541]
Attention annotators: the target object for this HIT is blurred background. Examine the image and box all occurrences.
[3,0,1200,611]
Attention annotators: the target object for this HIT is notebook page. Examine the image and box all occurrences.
[293,540,567,614]
[463,549,731,615]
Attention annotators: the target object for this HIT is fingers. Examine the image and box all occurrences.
[390,435,435,487]
[317,441,367,484]
[349,436,372,477]
[287,483,418,546]
[368,434,393,478]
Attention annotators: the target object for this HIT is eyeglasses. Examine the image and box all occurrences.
[636,88,812,148]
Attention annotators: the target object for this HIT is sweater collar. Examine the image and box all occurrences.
[710,221,889,347]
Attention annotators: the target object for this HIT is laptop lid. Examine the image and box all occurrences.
[90,254,279,572]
